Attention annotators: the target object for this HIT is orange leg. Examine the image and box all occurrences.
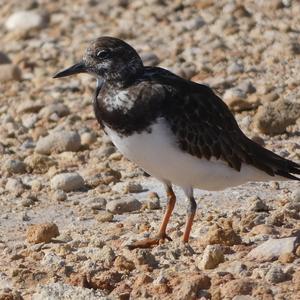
[183,195,196,243]
[128,185,176,250]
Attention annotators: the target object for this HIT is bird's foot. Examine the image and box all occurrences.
[127,232,172,250]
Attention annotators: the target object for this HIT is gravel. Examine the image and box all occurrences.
[50,172,85,192]
[1,1,300,299]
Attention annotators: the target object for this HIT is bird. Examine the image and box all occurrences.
[54,36,300,249]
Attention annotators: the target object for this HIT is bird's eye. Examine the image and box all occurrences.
[96,49,110,59]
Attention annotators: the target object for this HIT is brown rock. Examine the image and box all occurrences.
[0,64,21,82]
[201,223,241,246]
[278,252,295,263]
[254,100,300,135]
[199,244,225,269]
[220,279,256,299]
[173,273,211,300]
[26,223,59,244]
[249,224,279,236]
[114,255,135,271]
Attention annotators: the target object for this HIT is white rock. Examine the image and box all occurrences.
[5,178,25,194]
[247,237,298,261]
[32,282,106,300]
[5,10,48,31]
[41,252,65,269]
[80,132,97,145]
[106,197,142,214]
[292,189,300,202]
[39,103,70,118]
[199,244,224,269]
[35,131,81,155]
[51,172,85,192]
[227,62,244,74]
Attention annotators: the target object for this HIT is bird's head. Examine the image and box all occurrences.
[53,36,144,85]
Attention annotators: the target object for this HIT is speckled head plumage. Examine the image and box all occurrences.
[53,36,144,83]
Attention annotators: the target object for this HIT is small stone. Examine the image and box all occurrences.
[248,196,270,212]
[51,172,85,192]
[88,197,107,210]
[0,51,11,64]
[101,246,116,267]
[254,100,300,135]
[227,62,244,74]
[52,189,67,202]
[249,224,278,236]
[26,223,59,244]
[41,252,65,269]
[278,252,295,263]
[221,279,256,299]
[124,182,144,193]
[5,10,49,31]
[265,265,287,283]
[174,273,211,300]
[201,223,242,246]
[0,64,21,82]
[106,197,142,214]
[5,178,25,195]
[3,159,26,174]
[140,52,160,66]
[146,192,160,210]
[32,282,106,300]
[24,153,57,174]
[114,255,135,271]
[39,103,70,118]
[35,131,81,155]
[291,189,300,202]
[199,244,225,269]
[17,100,43,114]
[247,237,298,262]
[96,211,114,223]
[80,132,97,146]
[133,249,158,268]
[223,88,251,111]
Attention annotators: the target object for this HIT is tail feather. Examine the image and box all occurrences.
[245,137,300,181]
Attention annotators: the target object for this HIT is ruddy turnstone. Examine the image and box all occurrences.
[54,36,300,249]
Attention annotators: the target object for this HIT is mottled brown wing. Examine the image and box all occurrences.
[164,84,248,171]
[155,72,300,179]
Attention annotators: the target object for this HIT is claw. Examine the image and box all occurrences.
[127,233,172,250]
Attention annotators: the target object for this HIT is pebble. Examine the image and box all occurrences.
[220,279,256,299]
[5,10,49,31]
[39,103,70,119]
[35,131,81,155]
[199,244,225,269]
[124,182,144,193]
[291,189,300,202]
[248,196,270,212]
[5,178,25,195]
[26,223,59,244]
[254,100,300,135]
[51,189,67,202]
[3,159,26,174]
[0,64,21,82]
[24,154,57,174]
[50,172,85,192]
[140,52,160,66]
[114,255,135,271]
[223,88,250,111]
[17,100,44,114]
[227,62,244,74]
[265,265,287,283]
[32,282,106,300]
[106,197,142,214]
[41,252,65,269]
[0,52,11,64]
[80,132,97,146]
[201,223,242,246]
[145,192,160,210]
[95,211,114,223]
[247,236,298,262]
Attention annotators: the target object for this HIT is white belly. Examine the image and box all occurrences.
[105,118,275,191]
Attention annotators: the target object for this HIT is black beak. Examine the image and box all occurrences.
[53,61,87,78]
